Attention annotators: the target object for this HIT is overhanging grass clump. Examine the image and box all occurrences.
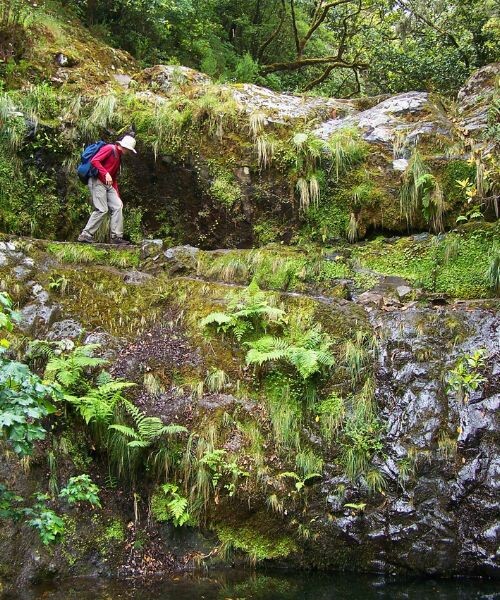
[47,243,140,268]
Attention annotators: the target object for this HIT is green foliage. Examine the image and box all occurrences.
[0,296,56,455]
[0,483,22,520]
[245,325,334,380]
[234,53,260,83]
[151,483,192,527]
[447,349,487,402]
[23,493,64,545]
[47,243,140,268]
[0,155,60,238]
[59,474,101,508]
[354,225,498,299]
[205,367,229,393]
[343,330,377,386]
[279,470,322,493]
[485,247,500,294]
[400,148,445,232]
[264,371,302,450]
[0,92,26,151]
[210,171,242,207]
[199,448,249,498]
[48,274,70,295]
[124,207,144,244]
[341,413,384,481]
[216,524,296,563]
[201,281,285,340]
[317,393,345,441]
[109,400,187,450]
[326,128,368,182]
[44,344,105,394]
[79,95,120,140]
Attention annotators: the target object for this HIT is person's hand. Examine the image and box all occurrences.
[105,172,113,186]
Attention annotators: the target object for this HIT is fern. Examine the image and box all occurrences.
[78,381,134,425]
[245,328,334,379]
[44,344,106,392]
[110,400,187,449]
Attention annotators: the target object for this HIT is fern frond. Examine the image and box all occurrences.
[109,424,139,439]
[200,312,232,328]
[127,440,150,448]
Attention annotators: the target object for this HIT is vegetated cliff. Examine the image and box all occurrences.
[0,2,499,591]
[0,224,498,588]
[0,3,498,247]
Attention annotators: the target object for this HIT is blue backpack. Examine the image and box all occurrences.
[76,140,107,184]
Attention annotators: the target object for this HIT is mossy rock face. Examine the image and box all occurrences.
[215,510,298,563]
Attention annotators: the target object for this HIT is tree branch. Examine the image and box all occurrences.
[290,0,301,57]
[261,57,368,74]
[300,0,354,54]
[257,0,287,62]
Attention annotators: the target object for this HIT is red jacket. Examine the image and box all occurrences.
[90,143,122,193]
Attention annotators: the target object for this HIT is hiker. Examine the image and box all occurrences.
[77,135,137,245]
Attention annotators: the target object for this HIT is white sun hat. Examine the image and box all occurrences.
[119,135,137,153]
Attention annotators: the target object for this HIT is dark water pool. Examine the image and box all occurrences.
[9,571,500,600]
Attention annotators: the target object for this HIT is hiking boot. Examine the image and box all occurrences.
[77,231,94,243]
[110,237,132,245]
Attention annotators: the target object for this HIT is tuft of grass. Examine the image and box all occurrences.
[295,448,323,478]
[266,493,284,515]
[47,243,139,268]
[255,134,275,169]
[80,95,119,139]
[317,393,345,442]
[364,468,387,494]
[205,367,229,393]
[485,247,500,294]
[327,127,368,181]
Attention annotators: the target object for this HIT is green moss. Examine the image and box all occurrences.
[103,519,125,543]
[440,160,475,208]
[210,172,242,207]
[216,522,297,562]
[353,224,498,299]
[46,267,170,336]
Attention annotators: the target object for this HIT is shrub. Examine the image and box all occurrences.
[59,474,101,508]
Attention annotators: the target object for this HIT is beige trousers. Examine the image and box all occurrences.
[83,178,123,238]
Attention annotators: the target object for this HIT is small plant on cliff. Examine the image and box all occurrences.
[340,412,384,481]
[327,127,368,181]
[205,367,230,393]
[109,399,187,480]
[23,493,65,545]
[400,148,445,232]
[199,449,249,500]
[316,393,345,442]
[200,281,285,340]
[245,324,334,380]
[59,474,101,508]
[485,246,500,294]
[80,94,119,139]
[0,92,26,151]
[44,343,106,394]
[0,294,56,456]
[151,483,192,527]
[446,349,487,402]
